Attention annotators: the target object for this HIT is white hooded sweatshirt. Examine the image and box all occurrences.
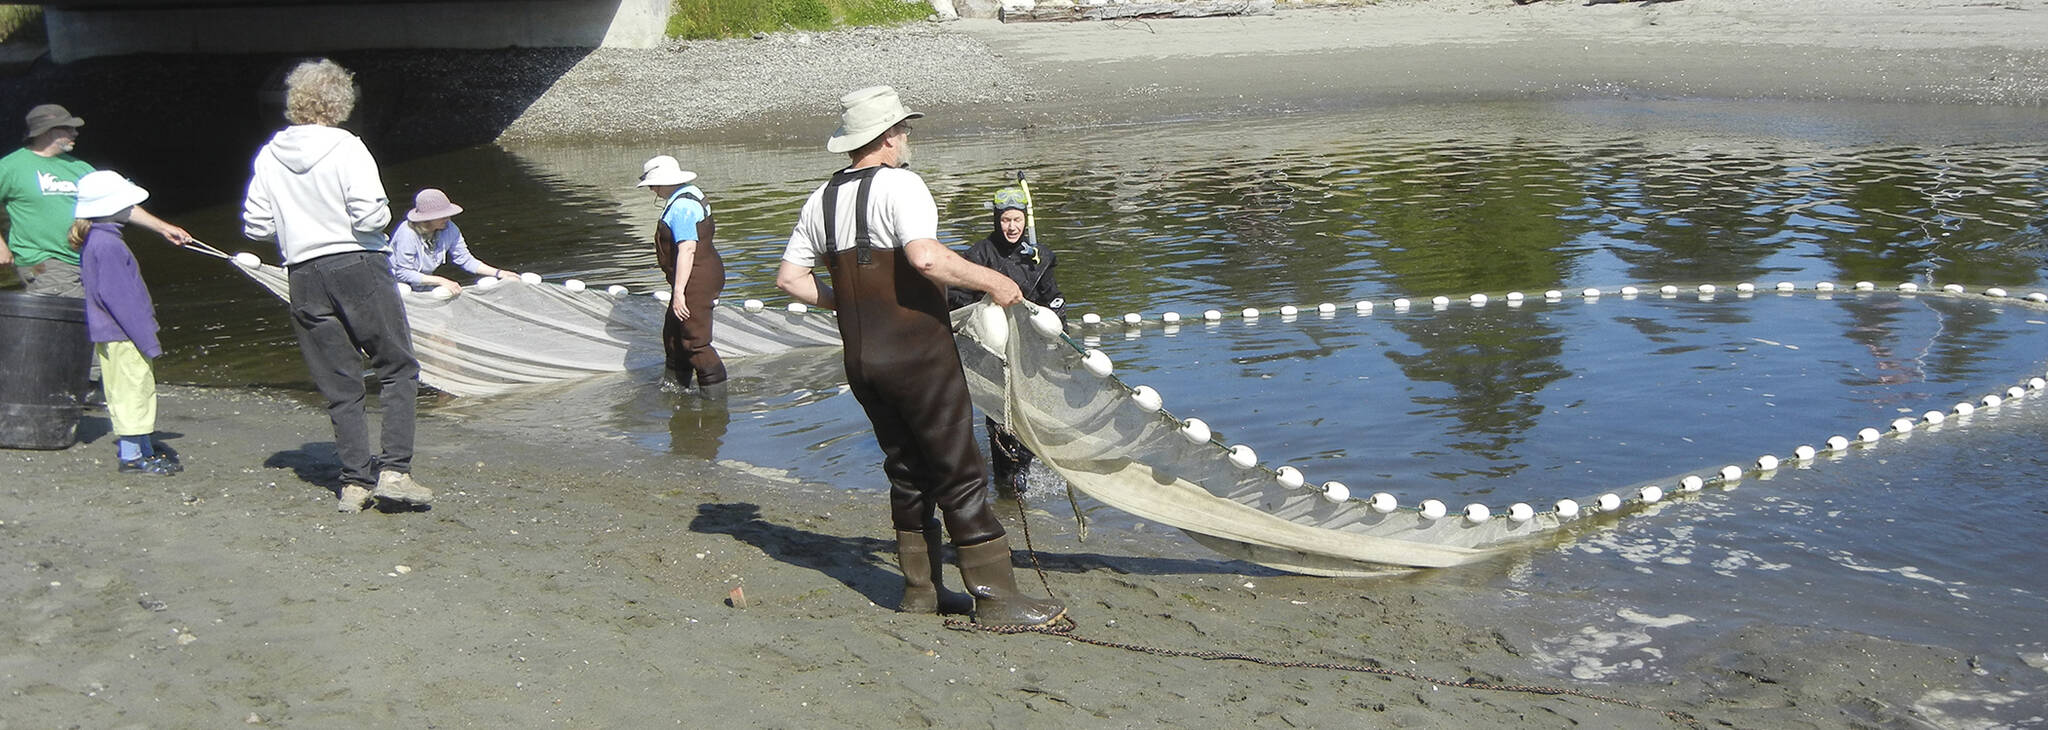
[242,124,392,265]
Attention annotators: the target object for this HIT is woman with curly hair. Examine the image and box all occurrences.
[242,58,434,514]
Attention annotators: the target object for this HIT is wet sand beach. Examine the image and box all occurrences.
[6,1,2048,727]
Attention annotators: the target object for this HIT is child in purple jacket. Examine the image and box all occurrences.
[71,171,180,476]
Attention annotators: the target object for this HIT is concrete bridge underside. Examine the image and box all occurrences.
[40,0,672,63]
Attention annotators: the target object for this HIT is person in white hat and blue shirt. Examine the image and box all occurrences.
[69,170,181,476]
[775,85,1066,628]
[637,154,726,393]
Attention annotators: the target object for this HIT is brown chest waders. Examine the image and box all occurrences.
[820,167,1004,547]
[822,167,1067,625]
[655,190,727,387]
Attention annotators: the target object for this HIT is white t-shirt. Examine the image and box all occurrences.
[782,166,939,268]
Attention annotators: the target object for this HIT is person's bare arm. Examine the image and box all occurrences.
[129,206,194,246]
[775,260,836,310]
[904,238,1022,306]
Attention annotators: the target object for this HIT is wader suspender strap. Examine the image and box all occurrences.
[822,167,883,265]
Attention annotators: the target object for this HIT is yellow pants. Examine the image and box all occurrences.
[95,341,157,437]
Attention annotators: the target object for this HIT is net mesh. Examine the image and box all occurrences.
[233,260,842,396]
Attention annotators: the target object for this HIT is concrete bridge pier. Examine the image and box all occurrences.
[42,0,672,63]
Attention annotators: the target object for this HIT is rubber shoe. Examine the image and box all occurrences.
[117,457,175,477]
[336,484,373,513]
[373,470,435,506]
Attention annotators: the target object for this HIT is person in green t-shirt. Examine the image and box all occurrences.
[0,104,193,296]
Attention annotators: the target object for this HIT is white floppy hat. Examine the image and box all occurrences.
[636,155,698,187]
[74,170,149,219]
[825,86,923,154]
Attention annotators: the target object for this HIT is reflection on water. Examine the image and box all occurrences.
[121,98,2048,721]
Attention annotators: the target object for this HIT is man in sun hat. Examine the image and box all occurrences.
[637,154,726,394]
[1,103,194,296]
[776,85,1066,628]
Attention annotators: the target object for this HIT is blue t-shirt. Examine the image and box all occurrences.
[662,186,708,243]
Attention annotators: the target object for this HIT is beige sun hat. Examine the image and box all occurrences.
[24,103,85,139]
[825,86,923,154]
[636,155,698,187]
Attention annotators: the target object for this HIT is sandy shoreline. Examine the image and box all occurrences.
[6,1,2048,727]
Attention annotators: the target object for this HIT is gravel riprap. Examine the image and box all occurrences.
[497,23,1036,142]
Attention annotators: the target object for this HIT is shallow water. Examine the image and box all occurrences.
[136,98,2048,723]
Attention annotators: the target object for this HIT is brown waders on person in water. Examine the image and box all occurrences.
[820,166,1063,627]
[655,190,726,390]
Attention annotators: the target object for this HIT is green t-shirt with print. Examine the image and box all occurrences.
[0,147,96,267]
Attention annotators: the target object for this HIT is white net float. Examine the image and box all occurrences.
[1891,418,1916,433]
[1982,394,2003,408]
[1179,418,1211,444]
[1826,435,1851,451]
[1719,464,1744,481]
[1954,402,1975,416]
[1420,499,1447,520]
[1469,293,1488,306]
[519,272,541,285]
[1393,298,1412,309]
[1130,385,1163,412]
[1281,305,1301,316]
[1081,312,1101,325]
[652,289,670,302]
[1854,281,1875,291]
[1429,297,1449,308]
[2031,377,2047,390]
[1816,281,1836,292]
[1596,493,1623,512]
[1204,309,1223,321]
[1698,283,1717,294]
[1354,300,1374,312]
[2006,386,2026,399]
[1555,498,1580,518]
[1793,445,1816,460]
[1922,410,1945,425]
[1680,475,1705,491]
[233,252,262,268]
[1944,283,1966,294]
[1508,503,1534,522]
[1756,454,1780,471]
[1243,307,1261,318]
[1857,427,1882,443]
[1322,481,1350,503]
[1163,311,1182,323]
[429,285,455,300]
[1463,503,1490,523]
[1506,291,1524,302]
[606,284,629,297]
[744,299,766,312]
[1275,466,1304,489]
[2030,292,2048,303]
[475,276,501,291]
[1027,307,1060,336]
[1081,349,1112,377]
[1986,287,2008,298]
[1317,303,1336,314]
[1582,287,1602,298]
[1899,282,1920,293]
[1774,281,1796,292]
[1659,284,1679,296]
[1369,492,1398,513]
[788,302,810,314]
[563,279,586,292]
[1640,486,1664,503]
[1619,286,1638,297]
[1544,290,1563,300]
[1227,444,1257,469]
[1737,282,1757,293]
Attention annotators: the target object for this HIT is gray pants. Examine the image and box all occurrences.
[287,251,418,487]
[17,258,84,297]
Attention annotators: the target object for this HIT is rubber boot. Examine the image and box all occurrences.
[895,527,948,613]
[957,536,1066,627]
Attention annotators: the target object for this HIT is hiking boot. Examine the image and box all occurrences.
[373,470,435,506]
[117,457,176,477]
[336,484,373,513]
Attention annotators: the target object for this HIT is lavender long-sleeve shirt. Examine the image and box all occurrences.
[80,222,161,357]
